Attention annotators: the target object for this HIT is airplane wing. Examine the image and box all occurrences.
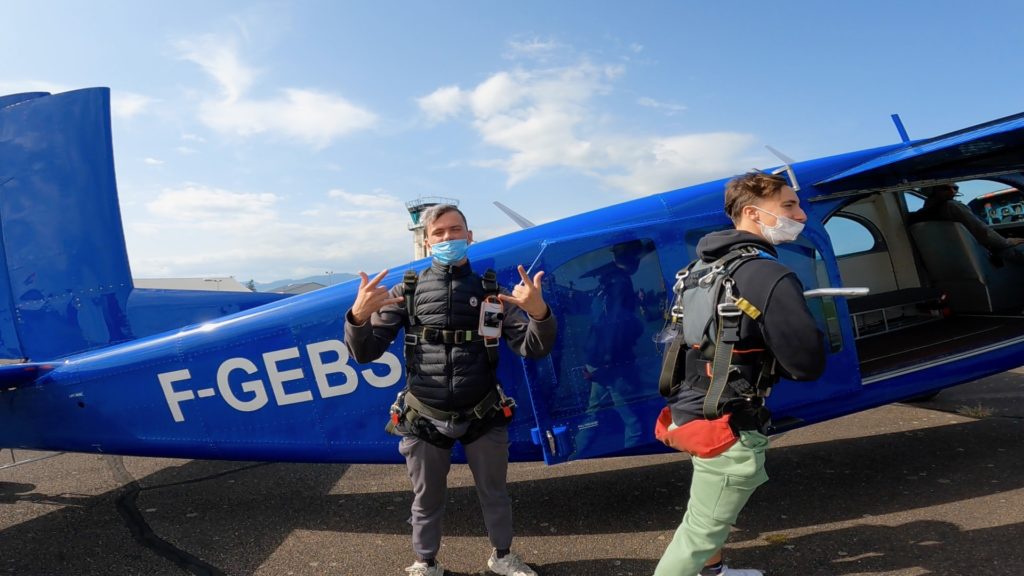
[815,111,1024,193]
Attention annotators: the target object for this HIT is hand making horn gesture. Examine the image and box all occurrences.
[350,269,404,325]
[497,264,550,321]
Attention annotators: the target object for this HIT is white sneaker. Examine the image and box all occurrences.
[720,566,763,576]
[404,560,444,576]
[487,550,537,576]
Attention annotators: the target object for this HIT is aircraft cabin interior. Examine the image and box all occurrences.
[821,180,1024,383]
[537,180,1024,453]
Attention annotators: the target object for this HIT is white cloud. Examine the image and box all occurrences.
[143,157,165,165]
[603,133,764,196]
[146,184,278,230]
[175,35,256,102]
[327,188,404,210]
[0,80,67,97]
[417,85,467,124]
[506,38,562,60]
[181,133,206,143]
[196,88,376,148]
[175,35,376,148]
[0,83,154,120]
[469,71,527,118]
[421,49,760,196]
[111,92,155,119]
[638,96,687,114]
[126,182,412,281]
[176,146,198,155]
[449,62,618,186]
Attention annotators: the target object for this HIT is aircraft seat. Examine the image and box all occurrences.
[909,221,1024,313]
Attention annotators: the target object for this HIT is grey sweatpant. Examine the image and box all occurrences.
[398,425,513,560]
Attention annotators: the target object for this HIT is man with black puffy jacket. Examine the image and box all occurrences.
[654,172,825,576]
[345,204,556,576]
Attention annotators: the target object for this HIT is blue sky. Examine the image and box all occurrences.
[3,1,1022,282]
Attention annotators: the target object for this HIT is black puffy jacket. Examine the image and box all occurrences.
[345,259,557,413]
[404,262,498,410]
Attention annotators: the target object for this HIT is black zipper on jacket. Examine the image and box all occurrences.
[445,265,454,407]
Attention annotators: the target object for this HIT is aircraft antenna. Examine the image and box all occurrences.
[891,113,911,143]
[765,145,801,192]
[493,201,536,229]
[405,196,459,260]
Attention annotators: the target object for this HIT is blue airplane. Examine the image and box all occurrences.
[1,87,1022,466]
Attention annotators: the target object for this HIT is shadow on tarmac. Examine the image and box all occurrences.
[2,411,1023,575]
[725,520,1024,576]
[294,417,1021,536]
[1,459,351,576]
[536,520,1024,576]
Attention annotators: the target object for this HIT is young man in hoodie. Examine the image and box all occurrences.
[654,172,826,576]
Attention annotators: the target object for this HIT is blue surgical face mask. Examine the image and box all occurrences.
[430,238,469,265]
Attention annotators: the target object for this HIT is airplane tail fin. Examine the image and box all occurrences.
[0,88,135,360]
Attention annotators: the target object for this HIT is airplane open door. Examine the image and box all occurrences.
[521,220,691,464]
[814,111,1024,194]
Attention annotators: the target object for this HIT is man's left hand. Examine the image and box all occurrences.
[498,264,550,320]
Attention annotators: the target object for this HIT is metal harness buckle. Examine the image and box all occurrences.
[717,302,742,318]
[389,390,406,426]
[670,272,688,321]
[495,384,516,418]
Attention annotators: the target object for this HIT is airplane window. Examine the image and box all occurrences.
[967,188,1024,226]
[825,214,882,257]
[543,238,666,450]
[904,192,924,213]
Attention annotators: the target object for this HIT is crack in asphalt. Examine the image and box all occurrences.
[105,456,269,576]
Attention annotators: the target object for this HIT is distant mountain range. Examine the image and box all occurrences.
[254,272,358,292]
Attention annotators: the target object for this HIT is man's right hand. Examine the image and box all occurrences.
[349,269,404,325]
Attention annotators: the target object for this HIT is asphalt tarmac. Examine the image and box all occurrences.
[2,369,1022,576]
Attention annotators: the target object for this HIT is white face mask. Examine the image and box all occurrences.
[753,206,805,244]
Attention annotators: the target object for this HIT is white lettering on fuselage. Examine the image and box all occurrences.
[158,339,401,423]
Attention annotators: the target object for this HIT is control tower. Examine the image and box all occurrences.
[406,196,459,259]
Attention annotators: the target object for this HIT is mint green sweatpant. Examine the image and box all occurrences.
[653,431,770,576]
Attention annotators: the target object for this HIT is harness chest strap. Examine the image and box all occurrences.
[403,269,419,324]
[480,269,501,370]
[401,268,501,371]
[402,270,420,374]
[406,325,487,344]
